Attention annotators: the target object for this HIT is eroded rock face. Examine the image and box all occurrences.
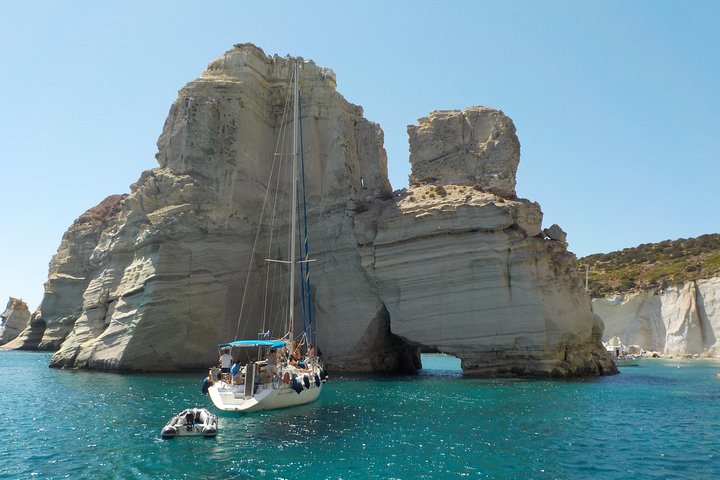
[0,298,31,346]
[4,195,125,351]
[44,44,398,372]
[22,44,613,377]
[408,108,520,196]
[593,278,720,356]
[356,110,613,376]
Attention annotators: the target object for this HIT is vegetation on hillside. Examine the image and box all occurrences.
[578,233,720,298]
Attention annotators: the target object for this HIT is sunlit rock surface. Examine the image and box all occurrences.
[0,298,31,346]
[4,195,125,351]
[593,277,720,356]
[19,44,614,376]
[356,107,613,377]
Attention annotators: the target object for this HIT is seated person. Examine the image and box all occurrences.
[266,348,279,374]
[231,362,243,384]
[304,344,316,366]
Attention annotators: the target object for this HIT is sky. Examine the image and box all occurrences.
[1,1,719,310]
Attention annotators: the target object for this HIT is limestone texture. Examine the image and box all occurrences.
[5,195,126,351]
[17,44,614,377]
[0,298,31,346]
[593,277,720,356]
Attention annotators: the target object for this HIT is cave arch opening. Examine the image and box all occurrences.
[420,349,462,375]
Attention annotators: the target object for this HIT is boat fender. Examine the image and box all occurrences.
[314,374,321,387]
[291,378,304,394]
[303,375,311,389]
[161,426,178,439]
[202,426,218,438]
[201,378,211,395]
[319,369,327,381]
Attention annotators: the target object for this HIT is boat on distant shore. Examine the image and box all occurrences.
[613,354,641,367]
[161,408,218,438]
[606,346,641,367]
[604,336,642,367]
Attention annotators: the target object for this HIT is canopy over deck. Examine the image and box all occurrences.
[218,340,287,350]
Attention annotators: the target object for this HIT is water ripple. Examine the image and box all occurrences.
[1,352,719,479]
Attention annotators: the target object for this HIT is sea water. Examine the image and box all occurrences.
[0,351,718,479]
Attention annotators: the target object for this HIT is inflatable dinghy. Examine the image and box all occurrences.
[161,408,218,438]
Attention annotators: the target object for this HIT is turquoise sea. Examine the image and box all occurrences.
[1,351,718,479]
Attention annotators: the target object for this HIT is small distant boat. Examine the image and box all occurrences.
[613,355,640,367]
[161,408,218,439]
[607,347,641,367]
[604,338,641,367]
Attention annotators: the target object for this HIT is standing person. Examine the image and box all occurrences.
[219,349,232,375]
[292,340,302,360]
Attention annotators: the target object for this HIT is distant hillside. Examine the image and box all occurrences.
[578,234,720,298]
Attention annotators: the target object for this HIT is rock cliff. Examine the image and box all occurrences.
[4,195,126,351]
[13,44,614,376]
[593,277,720,356]
[0,298,31,346]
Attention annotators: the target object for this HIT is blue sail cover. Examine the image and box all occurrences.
[217,340,287,349]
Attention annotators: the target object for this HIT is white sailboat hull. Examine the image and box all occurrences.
[208,380,323,412]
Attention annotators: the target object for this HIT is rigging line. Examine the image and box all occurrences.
[296,101,309,345]
[263,129,287,334]
[234,70,294,341]
[287,61,300,342]
[296,192,309,340]
[263,103,291,334]
[298,86,315,349]
[263,68,296,337]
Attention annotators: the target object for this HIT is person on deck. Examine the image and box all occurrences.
[219,349,232,375]
[266,348,279,374]
[304,344,316,366]
[230,361,241,384]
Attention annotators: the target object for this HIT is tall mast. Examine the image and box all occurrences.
[288,61,299,345]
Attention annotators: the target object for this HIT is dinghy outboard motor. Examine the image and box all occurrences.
[185,411,195,430]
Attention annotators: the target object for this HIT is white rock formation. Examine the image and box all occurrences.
[593,277,720,356]
[45,44,400,372]
[356,108,612,376]
[14,44,614,376]
[0,298,31,346]
[9,195,126,351]
[408,108,519,196]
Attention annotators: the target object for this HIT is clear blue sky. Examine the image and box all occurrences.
[2,1,718,310]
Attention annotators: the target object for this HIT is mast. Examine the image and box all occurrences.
[288,61,299,345]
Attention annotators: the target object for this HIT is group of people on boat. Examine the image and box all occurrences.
[207,339,317,388]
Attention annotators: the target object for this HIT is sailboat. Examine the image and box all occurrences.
[205,61,327,412]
